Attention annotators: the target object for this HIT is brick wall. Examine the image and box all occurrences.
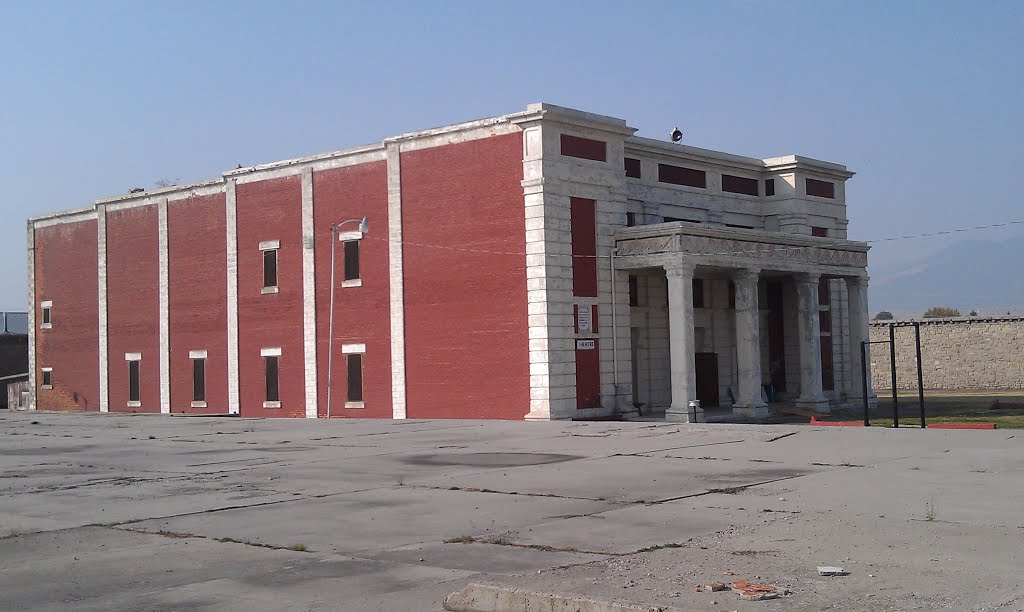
[106,206,161,413]
[870,317,1024,390]
[400,133,530,419]
[34,221,99,411]
[236,177,305,417]
[168,193,229,413]
[313,162,392,418]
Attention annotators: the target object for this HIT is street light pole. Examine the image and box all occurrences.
[326,217,368,419]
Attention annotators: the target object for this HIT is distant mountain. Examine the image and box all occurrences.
[869,236,1024,317]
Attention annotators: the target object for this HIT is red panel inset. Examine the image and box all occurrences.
[722,174,759,196]
[570,198,597,298]
[560,134,606,162]
[927,423,997,430]
[624,158,641,178]
[236,176,305,418]
[806,178,835,199]
[168,193,228,414]
[401,132,529,419]
[658,164,706,188]
[313,162,392,418]
[34,220,99,411]
[107,205,161,413]
[575,339,600,409]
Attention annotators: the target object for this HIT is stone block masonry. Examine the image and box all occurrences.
[869,316,1024,390]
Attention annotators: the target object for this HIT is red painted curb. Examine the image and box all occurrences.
[926,423,997,430]
[810,417,864,427]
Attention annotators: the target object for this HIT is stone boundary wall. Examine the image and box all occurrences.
[869,316,1024,390]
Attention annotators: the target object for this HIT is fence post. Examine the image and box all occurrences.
[861,340,870,427]
[889,323,898,427]
[915,322,925,428]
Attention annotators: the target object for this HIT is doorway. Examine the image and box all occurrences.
[695,352,720,407]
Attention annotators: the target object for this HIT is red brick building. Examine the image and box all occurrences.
[28,104,873,421]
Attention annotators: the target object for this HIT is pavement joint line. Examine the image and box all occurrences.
[408,484,628,505]
[766,431,799,442]
[107,525,316,553]
[99,483,404,529]
[613,439,746,456]
[442,535,687,558]
[648,474,809,504]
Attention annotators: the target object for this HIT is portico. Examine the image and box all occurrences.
[616,223,873,422]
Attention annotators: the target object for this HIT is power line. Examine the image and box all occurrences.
[359,217,1024,261]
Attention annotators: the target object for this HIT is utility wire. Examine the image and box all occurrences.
[360,218,1024,261]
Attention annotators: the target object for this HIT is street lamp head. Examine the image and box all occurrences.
[358,217,369,233]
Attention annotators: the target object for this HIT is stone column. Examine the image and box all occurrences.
[664,260,703,423]
[845,275,876,406]
[733,268,768,418]
[795,272,829,413]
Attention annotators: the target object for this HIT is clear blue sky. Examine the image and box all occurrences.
[2,0,1022,311]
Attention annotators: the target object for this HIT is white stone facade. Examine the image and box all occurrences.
[520,104,872,420]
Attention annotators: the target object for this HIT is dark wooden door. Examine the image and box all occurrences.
[695,352,720,407]
[766,281,787,392]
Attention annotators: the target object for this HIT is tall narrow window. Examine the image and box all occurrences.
[343,240,360,282]
[41,367,52,389]
[265,356,279,403]
[40,301,52,329]
[263,249,278,289]
[192,358,206,403]
[347,354,363,402]
[342,344,366,408]
[692,279,705,308]
[764,179,775,197]
[128,360,141,404]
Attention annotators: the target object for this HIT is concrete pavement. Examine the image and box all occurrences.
[1,411,1022,610]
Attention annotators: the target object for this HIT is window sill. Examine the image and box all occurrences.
[41,323,52,330]
[41,385,52,390]
[341,279,362,288]
[344,401,365,409]
[261,286,279,295]
[263,401,281,409]
[191,401,208,408]
[127,401,141,408]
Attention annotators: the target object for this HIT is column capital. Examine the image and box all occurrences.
[794,271,821,285]
[844,274,870,287]
[731,267,761,282]
[663,260,696,278]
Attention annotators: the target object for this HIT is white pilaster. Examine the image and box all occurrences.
[795,272,829,412]
[97,208,109,412]
[664,260,702,423]
[386,143,407,420]
[845,275,876,406]
[733,268,768,417]
[225,180,240,415]
[26,221,36,410]
[301,169,319,418]
[158,199,170,413]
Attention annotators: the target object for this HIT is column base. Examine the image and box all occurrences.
[796,397,831,414]
[732,403,770,419]
[666,404,705,423]
[617,406,640,419]
[846,394,879,409]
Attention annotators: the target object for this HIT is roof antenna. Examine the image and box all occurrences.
[669,127,683,143]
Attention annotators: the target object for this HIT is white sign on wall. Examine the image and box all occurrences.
[576,339,596,350]
[577,305,591,332]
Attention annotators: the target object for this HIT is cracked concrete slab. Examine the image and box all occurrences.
[2,411,1023,611]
